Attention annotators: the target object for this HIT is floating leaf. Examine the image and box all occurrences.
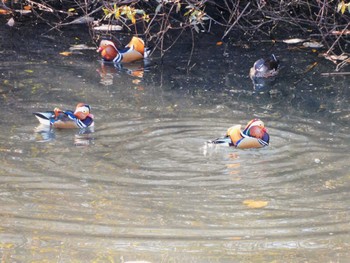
[216,41,223,46]
[303,41,324,48]
[68,8,75,12]
[14,9,31,14]
[24,69,33,73]
[6,17,14,26]
[243,199,268,208]
[69,44,96,51]
[60,51,73,56]
[0,9,11,15]
[93,24,122,31]
[282,38,305,44]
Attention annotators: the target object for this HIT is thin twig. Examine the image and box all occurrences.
[222,2,250,40]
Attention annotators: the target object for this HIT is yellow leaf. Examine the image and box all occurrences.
[337,1,344,12]
[243,199,268,208]
[60,51,73,56]
[341,1,346,14]
[68,8,75,12]
[115,8,120,19]
[0,243,14,249]
[24,69,33,73]
[0,9,12,15]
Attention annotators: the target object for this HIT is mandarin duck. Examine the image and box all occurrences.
[97,36,150,63]
[33,103,94,129]
[210,119,269,149]
[249,54,279,79]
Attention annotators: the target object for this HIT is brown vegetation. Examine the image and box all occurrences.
[2,0,350,69]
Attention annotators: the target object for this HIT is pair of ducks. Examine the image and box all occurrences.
[34,103,269,149]
[34,37,276,149]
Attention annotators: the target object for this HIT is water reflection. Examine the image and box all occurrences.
[97,60,149,86]
[34,124,95,146]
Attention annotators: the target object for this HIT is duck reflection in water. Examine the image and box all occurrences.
[97,61,149,86]
[249,54,280,91]
[34,125,94,146]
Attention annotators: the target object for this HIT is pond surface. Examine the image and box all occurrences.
[0,25,349,262]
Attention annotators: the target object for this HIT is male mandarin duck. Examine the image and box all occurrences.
[249,54,279,79]
[97,36,150,63]
[211,119,269,149]
[33,103,94,129]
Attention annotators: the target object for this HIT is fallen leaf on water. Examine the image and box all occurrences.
[324,180,336,189]
[0,243,14,249]
[6,17,14,26]
[93,24,123,31]
[24,5,31,10]
[60,51,73,56]
[229,236,242,240]
[243,199,268,208]
[0,9,11,15]
[304,61,318,73]
[69,44,96,51]
[14,9,31,14]
[282,38,305,44]
[226,163,240,168]
[216,41,223,46]
[322,53,348,63]
[24,69,33,73]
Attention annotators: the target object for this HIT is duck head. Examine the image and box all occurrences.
[97,40,119,61]
[242,119,269,143]
[74,103,93,120]
[250,54,279,79]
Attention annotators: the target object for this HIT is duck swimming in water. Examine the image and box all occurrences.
[33,103,94,129]
[249,54,279,79]
[97,36,150,63]
[210,119,269,149]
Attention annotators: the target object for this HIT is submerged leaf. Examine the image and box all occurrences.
[304,62,318,73]
[243,199,268,208]
[59,51,73,56]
